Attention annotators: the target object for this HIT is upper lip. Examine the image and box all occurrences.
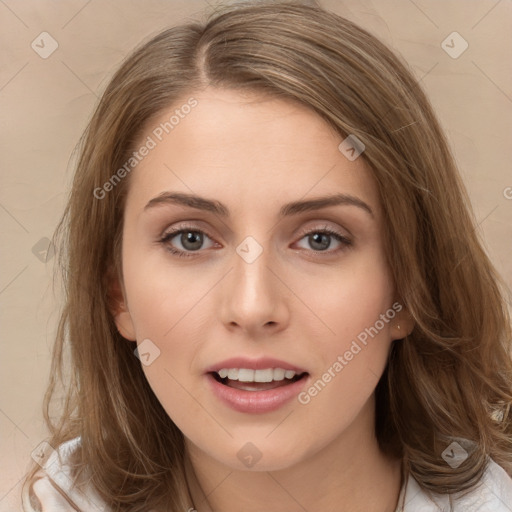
[205,357,308,374]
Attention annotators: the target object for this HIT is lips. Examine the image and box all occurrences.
[205,357,310,413]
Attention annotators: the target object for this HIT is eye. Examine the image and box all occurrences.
[159,224,352,258]
[294,226,352,254]
[159,226,217,258]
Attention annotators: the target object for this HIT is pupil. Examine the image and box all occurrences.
[182,231,203,251]
[310,233,329,251]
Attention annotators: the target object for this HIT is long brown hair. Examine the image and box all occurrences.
[24,1,512,510]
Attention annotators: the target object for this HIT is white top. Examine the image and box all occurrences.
[24,437,512,511]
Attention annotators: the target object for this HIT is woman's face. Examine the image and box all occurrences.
[113,87,408,471]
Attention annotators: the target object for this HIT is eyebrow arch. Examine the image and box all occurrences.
[144,192,374,218]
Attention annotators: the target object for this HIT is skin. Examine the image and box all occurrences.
[112,87,415,512]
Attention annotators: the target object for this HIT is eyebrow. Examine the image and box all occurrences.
[144,191,374,218]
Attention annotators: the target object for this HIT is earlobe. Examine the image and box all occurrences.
[391,305,415,340]
[107,268,137,341]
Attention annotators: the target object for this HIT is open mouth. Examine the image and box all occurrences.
[210,369,309,392]
[206,364,311,413]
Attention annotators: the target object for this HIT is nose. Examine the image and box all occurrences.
[218,242,290,336]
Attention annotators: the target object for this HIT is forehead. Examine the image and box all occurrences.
[125,87,380,218]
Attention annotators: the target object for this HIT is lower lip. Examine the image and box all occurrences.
[206,373,309,414]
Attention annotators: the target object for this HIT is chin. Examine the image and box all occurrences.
[207,436,314,473]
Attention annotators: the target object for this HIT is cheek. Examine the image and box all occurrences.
[298,248,394,349]
[297,251,394,401]
[123,270,207,434]
[122,242,212,338]
[120,248,220,422]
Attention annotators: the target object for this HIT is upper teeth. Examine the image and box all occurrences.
[216,368,299,382]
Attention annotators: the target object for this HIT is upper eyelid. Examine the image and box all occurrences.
[296,223,349,237]
[160,221,348,237]
[160,223,215,241]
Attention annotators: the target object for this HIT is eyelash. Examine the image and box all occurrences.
[158,225,352,259]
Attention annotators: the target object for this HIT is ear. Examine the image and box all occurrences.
[389,301,415,340]
[107,267,137,341]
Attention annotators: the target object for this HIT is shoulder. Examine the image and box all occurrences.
[23,438,108,512]
[402,459,512,511]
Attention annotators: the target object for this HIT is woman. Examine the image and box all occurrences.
[23,1,512,511]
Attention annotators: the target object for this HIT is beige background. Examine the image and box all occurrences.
[1,0,511,508]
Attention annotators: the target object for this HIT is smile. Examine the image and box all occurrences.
[216,367,302,383]
[207,365,309,413]
[212,367,306,392]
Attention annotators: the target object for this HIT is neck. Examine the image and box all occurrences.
[184,399,403,512]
